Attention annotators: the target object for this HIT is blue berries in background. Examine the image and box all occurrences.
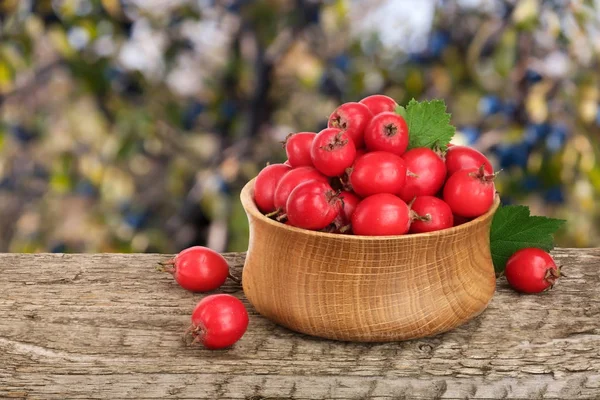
[33,164,49,179]
[220,100,237,119]
[522,175,541,191]
[524,69,543,84]
[225,0,242,12]
[501,196,515,205]
[523,123,551,145]
[332,54,351,72]
[503,100,518,119]
[478,95,503,116]
[459,126,480,145]
[50,242,67,253]
[10,125,37,143]
[545,124,568,153]
[495,142,531,169]
[75,179,98,198]
[544,185,565,204]
[124,209,149,230]
[429,30,450,58]
[0,178,15,190]
[407,30,450,63]
[183,101,206,130]
[319,71,342,97]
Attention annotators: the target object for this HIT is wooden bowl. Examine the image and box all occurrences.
[240,178,500,342]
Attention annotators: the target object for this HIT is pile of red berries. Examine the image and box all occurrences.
[253,94,497,236]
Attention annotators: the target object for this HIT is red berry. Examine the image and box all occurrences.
[355,148,367,159]
[286,181,341,230]
[399,148,446,202]
[310,128,357,177]
[364,112,409,156]
[328,102,372,148]
[443,167,496,218]
[284,132,316,167]
[273,166,328,213]
[161,246,231,292]
[352,193,411,236]
[359,94,397,115]
[254,163,292,213]
[186,294,249,349]
[332,190,360,231]
[445,145,493,176]
[409,196,454,233]
[349,151,407,197]
[505,248,561,294]
[283,160,291,166]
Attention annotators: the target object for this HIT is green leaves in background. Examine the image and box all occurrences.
[398,99,455,150]
[490,205,566,274]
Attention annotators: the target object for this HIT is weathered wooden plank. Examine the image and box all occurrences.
[0,250,599,399]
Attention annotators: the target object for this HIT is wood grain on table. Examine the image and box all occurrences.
[1,250,599,399]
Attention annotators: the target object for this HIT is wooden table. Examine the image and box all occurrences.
[1,250,599,399]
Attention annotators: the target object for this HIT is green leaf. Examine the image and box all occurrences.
[395,105,407,119]
[404,98,455,149]
[490,205,566,274]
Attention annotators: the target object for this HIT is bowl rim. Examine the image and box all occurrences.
[240,178,501,241]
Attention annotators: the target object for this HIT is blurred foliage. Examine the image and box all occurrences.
[0,0,599,253]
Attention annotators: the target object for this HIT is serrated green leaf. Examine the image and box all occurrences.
[405,98,455,149]
[490,205,566,274]
[395,105,407,119]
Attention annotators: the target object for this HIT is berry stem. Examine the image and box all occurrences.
[407,196,417,209]
[265,209,281,219]
[432,143,448,159]
[410,209,431,222]
[155,263,175,274]
[469,164,498,182]
[325,189,342,205]
[156,258,176,274]
[545,266,561,287]
[183,324,205,346]
[339,224,352,233]
[276,213,287,222]
[280,132,294,147]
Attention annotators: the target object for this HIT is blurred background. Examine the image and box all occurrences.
[0,0,598,254]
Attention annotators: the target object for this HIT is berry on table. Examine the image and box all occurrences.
[505,248,561,294]
[158,246,234,292]
[185,294,249,349]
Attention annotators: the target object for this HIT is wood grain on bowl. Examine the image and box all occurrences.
[240,178,500,342]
